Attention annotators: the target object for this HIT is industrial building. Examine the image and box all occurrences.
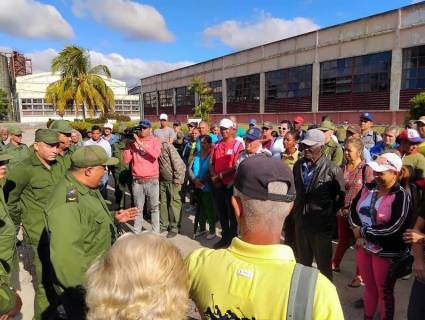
[15,72,140,123]
[140,2,425,124]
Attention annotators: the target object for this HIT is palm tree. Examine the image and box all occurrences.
[45,45,114,119]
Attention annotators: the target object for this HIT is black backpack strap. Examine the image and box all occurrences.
[287,263,319,320]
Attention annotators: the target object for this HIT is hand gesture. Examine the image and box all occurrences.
[115,207,139,223]
[403,229,425,244]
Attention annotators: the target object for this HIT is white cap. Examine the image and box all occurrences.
[104,123,113,130]
[219,118,234,129]
[368,153,402,173]
[159,113,168,120]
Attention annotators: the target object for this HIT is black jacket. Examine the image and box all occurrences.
[349,182,412,257]
[293,155,345,232]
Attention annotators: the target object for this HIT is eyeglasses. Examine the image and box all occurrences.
[278,127,288,131]
[262,127,271,131]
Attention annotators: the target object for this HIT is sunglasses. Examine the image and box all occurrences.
[278,127,288,131]
[262,127,271,131]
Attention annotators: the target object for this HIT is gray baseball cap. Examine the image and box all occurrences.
[301,129,325,147]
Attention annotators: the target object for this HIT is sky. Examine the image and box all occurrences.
[0,0,422,87]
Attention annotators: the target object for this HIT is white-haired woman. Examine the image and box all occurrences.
[85,232,189,320]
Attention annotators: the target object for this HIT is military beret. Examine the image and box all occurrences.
[49,120,73,134]
[35,129,59,144]
[71,145,118,168]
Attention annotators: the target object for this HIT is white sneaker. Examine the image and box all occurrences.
[206,233,216,240]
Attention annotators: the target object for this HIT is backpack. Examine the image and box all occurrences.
[286,264,319,320]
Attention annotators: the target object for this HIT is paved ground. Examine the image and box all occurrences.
[8,123,413,319]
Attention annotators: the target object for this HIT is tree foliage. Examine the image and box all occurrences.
[0,89,10,120]
[410,91,425,120]
[45,45,114,119]
[189,76,215,122]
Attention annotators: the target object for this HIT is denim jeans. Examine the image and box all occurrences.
[132,179,160,233]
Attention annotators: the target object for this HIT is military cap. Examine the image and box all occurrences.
[318,120,336,131]
[8,126,23,136]
[49,120,73,134]
[71,145,119,168]
[35,129,59,144]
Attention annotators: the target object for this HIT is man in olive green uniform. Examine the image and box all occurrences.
[6,129,61,319]
[111,134,134,209]
[6,126,30,168]
[49,120,76,171]
[318,120,343,166]
[0,152,22,318]
[45,145,138,319]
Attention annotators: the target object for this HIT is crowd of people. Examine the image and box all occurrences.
[0,111,424,319]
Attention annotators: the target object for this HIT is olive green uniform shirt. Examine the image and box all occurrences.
[322,139,343,166]
[0,183,16,315]
[56,146,76,173]
[0,183,17,282]
[5,142,30,168]
[45,172,116,289]
[6,153,63,245]
[402,152,425,179]
[111,140,129,172]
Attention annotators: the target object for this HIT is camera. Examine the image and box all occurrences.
[123,126,140,139]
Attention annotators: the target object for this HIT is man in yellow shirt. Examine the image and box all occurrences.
[186,155,344,319]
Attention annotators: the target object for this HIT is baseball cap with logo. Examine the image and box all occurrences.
[219,118,234,129]
[35,129,59,144]
[301,129,325,147]
[293,116,305,124]
[49,120,73,134]
[159,113,168,121]
[187,121,198,128]
[249,118,257,126]
[360,112,374,121]
[71,145,119,168]
[245,127,262,141]
[234,155,296,203]
[399,128,423,143]
[139,120,152,128]
[8,126,23,136]
[368,153,402,173]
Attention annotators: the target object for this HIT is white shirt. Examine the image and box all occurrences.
[84,138,112,157]
[270,137,285,158]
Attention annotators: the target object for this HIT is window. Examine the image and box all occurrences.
[227,74,260,103]
[208,80,222,103]
[175,86,195,106]
[266,65,312,99]
[402,45,425,89]
[158,89,173,107]
[320,51,391,95]
[143,91,157,109]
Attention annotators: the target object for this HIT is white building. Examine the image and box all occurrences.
[15,72,140,123]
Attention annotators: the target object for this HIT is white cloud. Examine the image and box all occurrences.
[411,1,423,4]
[203,12,319,50]
[25,48,193,86]
[71,0,174,42]
[0,0,74,39]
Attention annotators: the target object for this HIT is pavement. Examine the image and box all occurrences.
[9,124,413,319]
